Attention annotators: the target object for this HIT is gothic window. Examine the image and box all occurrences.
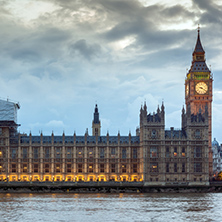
[122,148,126,159]
[194,147,202,158]
[66,148,72,159]
[111,148,115,155]
[56,147,61,159]
[33,164,38,173]
[100,164,104,173]
[23,164,28,173]
[11,164,16,173]
[182,163,185,173]
[111,164,115,173]
[150,163,158,173]
[100,148,105,159]
[33,148,39,159]
[45,147,50,158]
[133,148,137,159]
[194,163,202,172]
[166,147,170,158]
[133,164,137,173]
[174,163,177,172]
[45,164,50,173]
[22,148,28,159]
[150,147,157,158]
[166,163,169,173]
[55,164,60,173]
[88,164,93,173]
[66,164,71,173]
[78,148,83,157]
[78,164,83,173]
[182,147,186,157]
[174,147,177,157]
[10,148,16,159]
[122,164,126,173]
[195,130,201,138]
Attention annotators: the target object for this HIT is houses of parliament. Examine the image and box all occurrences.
[0,29,213,186]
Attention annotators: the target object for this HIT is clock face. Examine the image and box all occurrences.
[186,84,189,96]
[195,82,208,94]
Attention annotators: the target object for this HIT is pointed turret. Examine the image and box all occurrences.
[92,104,101,136]
[188,28,210,73]
[193,27,205,54]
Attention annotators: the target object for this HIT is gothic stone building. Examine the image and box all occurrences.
[0,30,213,186]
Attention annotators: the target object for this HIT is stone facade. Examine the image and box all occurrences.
[0,30,212,185]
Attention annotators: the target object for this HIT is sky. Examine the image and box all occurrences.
[0,0,222,141]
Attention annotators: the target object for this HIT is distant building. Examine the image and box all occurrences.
[0,29,213,185]
[212,138,222,175]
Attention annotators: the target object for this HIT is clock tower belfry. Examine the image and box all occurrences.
[185,28,213,178]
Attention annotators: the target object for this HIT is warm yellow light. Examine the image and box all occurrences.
[174,152,177,157]
[0,151,2,155]
[67,152,70,155]
[153,165,157,168]
[89,152,92,154]
[79,152,81,154]
[24,167,27,169]
[56,167,60,169]
[89,166,92,168]
[182,153,185,157]
[0,166,2,169]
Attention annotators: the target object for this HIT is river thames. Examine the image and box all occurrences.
[0,193,222,222]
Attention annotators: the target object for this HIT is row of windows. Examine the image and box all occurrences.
[150,163,202,173]
[7,163,139,174]
[6,147,139,159]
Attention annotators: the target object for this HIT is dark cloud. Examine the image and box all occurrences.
[193,0,222,24]
[70,39,102,60]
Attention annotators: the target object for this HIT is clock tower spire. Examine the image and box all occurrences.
[185,28,213,178]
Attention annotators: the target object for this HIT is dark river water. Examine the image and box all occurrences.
[0,192,221,222]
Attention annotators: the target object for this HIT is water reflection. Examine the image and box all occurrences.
[0,193,221,222]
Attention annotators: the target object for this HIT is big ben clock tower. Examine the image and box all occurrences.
[185,27,213,178]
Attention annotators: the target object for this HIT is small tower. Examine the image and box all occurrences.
[92,104,101,136]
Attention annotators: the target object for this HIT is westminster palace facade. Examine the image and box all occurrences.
[0,29,213,186]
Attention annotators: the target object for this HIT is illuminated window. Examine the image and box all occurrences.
[174,147,177,157]
[182,147,185,157]
[0,151,2,158]
[122,164,126,173]
[55,164,60,173]
[89,164,93,173]
[150,163,158,172]
[67,148,72,158]
[23,164,27,173]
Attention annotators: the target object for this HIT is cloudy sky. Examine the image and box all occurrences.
[0,0,222,141]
